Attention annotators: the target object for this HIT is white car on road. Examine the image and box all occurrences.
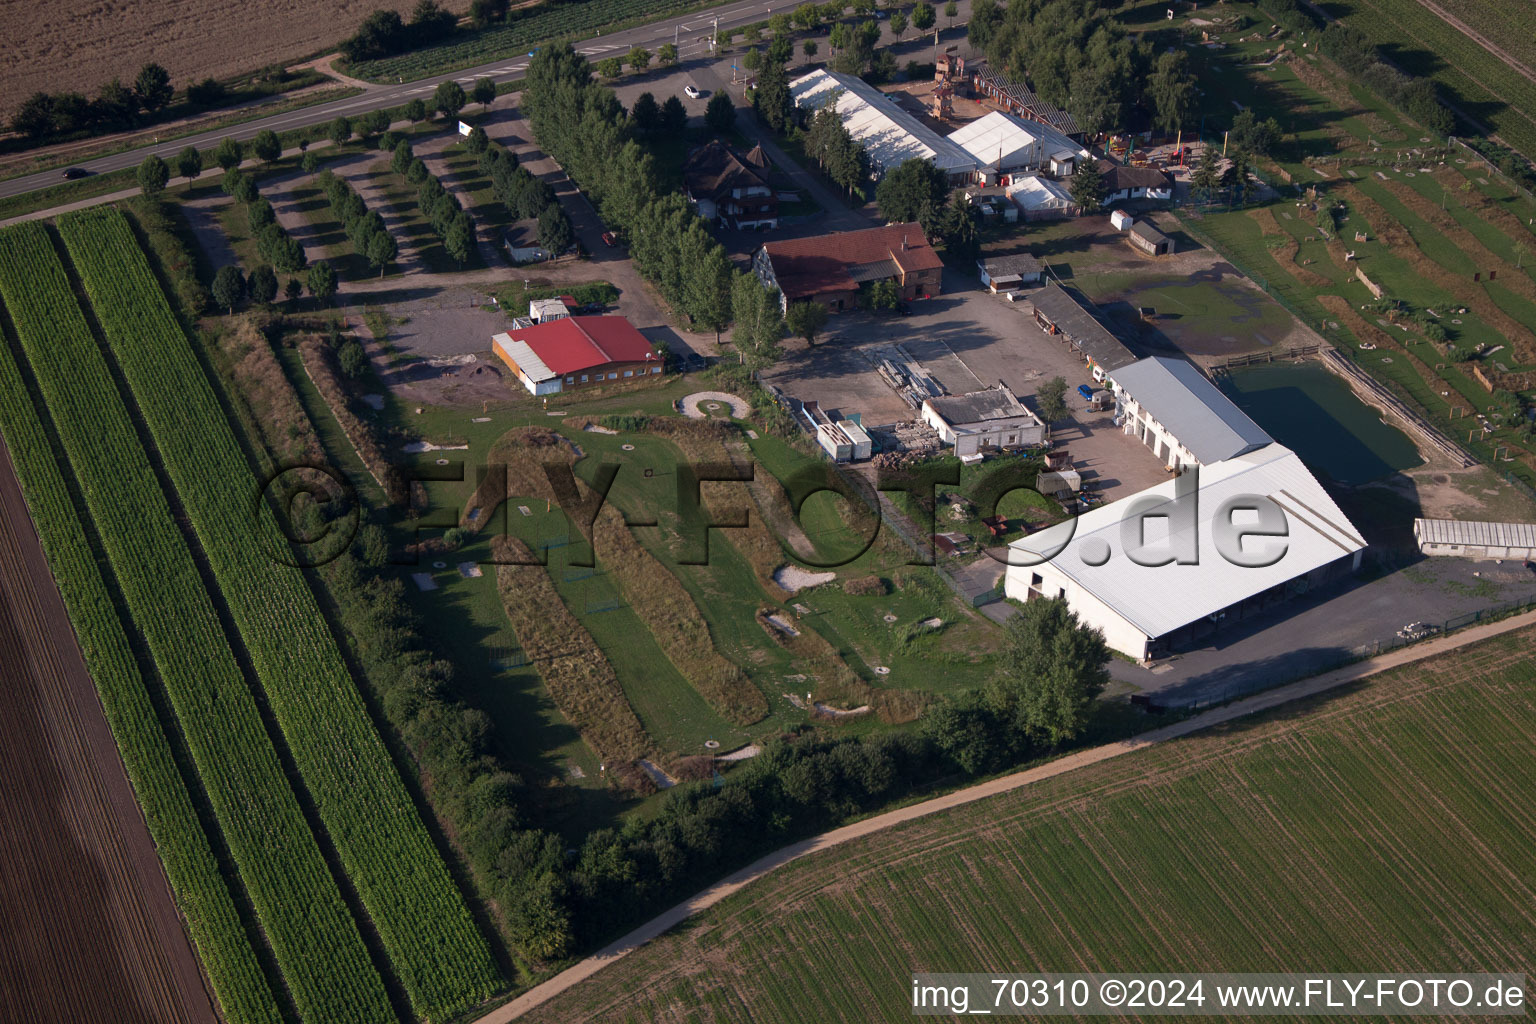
[684,84,701,99]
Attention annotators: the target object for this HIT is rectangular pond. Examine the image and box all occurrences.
[1220,362,1424,485]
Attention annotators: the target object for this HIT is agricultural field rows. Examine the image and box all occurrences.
[523,627,1536,1023]
[0,221,391,1024]
[1329,0,1536,157]
[347,0,721,81]
[55,207,502,1022]
[0,288,281,1024]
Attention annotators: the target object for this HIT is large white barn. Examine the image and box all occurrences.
[1105,356,1274,470]
[947,110,1090,182]
[1004,443,1366,661]
[788,69,979,181]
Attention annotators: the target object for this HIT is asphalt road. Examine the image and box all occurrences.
[0,0,852,202]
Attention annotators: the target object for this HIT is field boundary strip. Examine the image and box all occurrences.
[475,608,1536,1024]
[55,205,504,1022]
[0,220,393,1024]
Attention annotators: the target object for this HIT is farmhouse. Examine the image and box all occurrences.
[788,69,979,181]
[1028,282,1138,374]
[1105,356,1273,470]
[1005,174,1077,220]
[682,139,778,230]
[1099,161,1173,205]
[1414,519,1536,560]
[491,315,662,395]
[752,222,942,312]
[947,110,1090,182]
[921,384,1046,458]
[1127,220,1174,257]
[978,253,1043,292]
[1004,442,1366,660]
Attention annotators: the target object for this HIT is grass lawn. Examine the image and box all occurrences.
[522,625,1536,1023]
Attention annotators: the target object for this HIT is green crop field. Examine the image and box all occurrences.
[1323,0,1536,159]
[0,221,391,1024]
[522,626,1536,1023]
[55,206,502,1021]
[0,250,282,1024]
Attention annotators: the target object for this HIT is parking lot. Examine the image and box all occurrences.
[762,265,1173,501]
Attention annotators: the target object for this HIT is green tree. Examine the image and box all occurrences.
[445,213,475,266]
[435,80,467,120]
[11,93,56,140]
[95,79,138,127]
[889,10,908,37]
[360,109,391,139]
[1034,375,1069,424]
[923,693,1013,775]
[329,116,352,146]
[984,596,1109,747]
[658,42,678,67]
[251,128,281,165]
[307,260,338,304]
[743,47,763,73]
[863,278,900,309]
[731,272,786,370]
[770,12,793,36]
[537,204,573,254]
[247,264,278,304]
[1222,149,1252,200]
[137,154,169,197]
[366,230,398,277]
[1147,51,1195,134]
[803,39,819,59]
[626,45,652,71]
[285,277,303,305]
[338,339,368,377]
[301,151,320,174]
[175,145,204,182]
[1228,108,1282,156]
[660,95,687,136]
[768,33,795,65]
[473,77,497,108]
[404,98,428,122]
[134,63,174,112]
[597,56,623,79]
[794,3,820,30]
[391,138,414,176]
[466,125,490,153]
[786,300,830,345]
[705,92,736,134]
[470,0,508,26]
[211,265,244,313]
[214,136,243,171]
[1069,162,1105,214]
[630,92,660,136]
[876,157,947,223]
[911,1,935,32]
[754,59,792,133]
[1190,145,1220,201]
[248,198,276,232]
[945,0,957,26]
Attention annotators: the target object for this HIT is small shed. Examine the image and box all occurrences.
[1110,209,1134,232]
[529,297,570,323]
[977,253,1044,292]
[1414,518,1536,560]
[1036,470,1082,496]
[816,419,872,462]
[1128,220,1173,257]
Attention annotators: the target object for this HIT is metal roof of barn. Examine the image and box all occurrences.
[1414,518,1536,548]
[1011,444,1365,640]
[1107,357,1273,464]
[947,110,1089,170]
[1028,282,1138,371]
[789,69,980,175]
[969,64,1082,136]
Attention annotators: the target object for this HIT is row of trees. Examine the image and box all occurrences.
[317,169,398,277]
[472,138,574,256]
[220,168,307,273]
[12,62,174,140]
[522,44,741,333]
[209,259,336,314]
[341,0,457,62]
[388,139,477,266]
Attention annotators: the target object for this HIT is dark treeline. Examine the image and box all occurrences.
[522,44,735,333]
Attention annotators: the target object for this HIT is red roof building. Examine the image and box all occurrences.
[752,222,943,312]
[491,315,663,395]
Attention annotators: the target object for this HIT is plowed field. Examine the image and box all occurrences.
[0,440,214,1024]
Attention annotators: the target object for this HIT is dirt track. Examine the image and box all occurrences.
[0,440,214,1024]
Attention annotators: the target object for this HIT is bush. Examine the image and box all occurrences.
[843,574,888,596]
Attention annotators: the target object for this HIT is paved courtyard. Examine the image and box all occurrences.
[763,265,1174,502]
